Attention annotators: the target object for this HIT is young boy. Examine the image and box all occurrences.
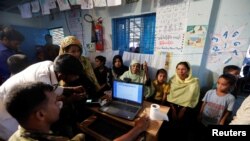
[198,74,236,126]
[212,65,240,89]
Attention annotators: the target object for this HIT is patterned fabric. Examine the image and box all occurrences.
[59,36,100,90]
[152,80,170,101]
[80,56,100,90]
[9,126,85,141]
[59,36,82,55]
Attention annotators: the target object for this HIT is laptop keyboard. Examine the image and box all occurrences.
[110,102,138,113]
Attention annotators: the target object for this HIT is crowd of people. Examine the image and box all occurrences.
[0,26,250,141]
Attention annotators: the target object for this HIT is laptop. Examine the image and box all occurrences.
[99,80,144,120]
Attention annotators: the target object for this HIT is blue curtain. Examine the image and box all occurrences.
[112,18,129,53]
[140,13,156,54]
[112,13,156,55]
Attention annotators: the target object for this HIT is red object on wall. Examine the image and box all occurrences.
[95,19,104,51]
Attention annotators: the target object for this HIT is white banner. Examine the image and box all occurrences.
[154,0,190,54]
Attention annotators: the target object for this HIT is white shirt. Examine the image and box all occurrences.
[230,95,250,125]
[0,61,63,140]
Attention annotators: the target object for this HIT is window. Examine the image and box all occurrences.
[49,27,64,45]
[112,13,156,54]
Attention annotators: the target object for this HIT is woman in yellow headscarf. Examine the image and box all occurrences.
[59,36,100,90]
[167,61,200,126]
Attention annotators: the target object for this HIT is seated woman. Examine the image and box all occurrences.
[59,36,100,90]
[119,59,151,98]
[94,55,112,96]
[110,55,129,85]
[167,61,200,127]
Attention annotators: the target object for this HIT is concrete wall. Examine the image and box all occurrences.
[1,0,250,91]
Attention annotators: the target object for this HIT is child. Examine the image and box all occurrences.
[150,69,170,104]
[212,65,240,89]
[198,74,236,126]
[223,65,241,77]
[94,55,112,95]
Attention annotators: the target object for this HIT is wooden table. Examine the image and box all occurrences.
[80,101,170,141]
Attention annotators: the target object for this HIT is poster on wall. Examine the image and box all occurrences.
[183,25,208,53]
[66,10,85,47]
[39,0,51,15]
[207,24,249,77]
[154,0,190,54]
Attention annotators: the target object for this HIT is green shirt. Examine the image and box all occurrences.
[9,126,85,141]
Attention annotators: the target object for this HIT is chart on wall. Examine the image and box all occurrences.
[154,0,190,54]
[183,25,208,53]
[66,9,85,46]
[207,24,249,75]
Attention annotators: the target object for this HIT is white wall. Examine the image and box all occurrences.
[199,0,250,92]
[1,0,250,92]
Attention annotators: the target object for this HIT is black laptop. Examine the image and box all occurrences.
[99,80,144,120]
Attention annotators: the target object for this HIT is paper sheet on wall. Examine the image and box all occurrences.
[69,0,77,5]
[66,10,85,49]
[31,0,40,13]
[183,25,208,53]
[107,0,122,6]
[56,0,70,11]
[207,24,249,80]
[93,0,107,7]
[18,3,32,18]
[154,0,190,54]
[80,0,94,9]
[39,0,50,15]
[67,10,82,31]
[47,0,57,9]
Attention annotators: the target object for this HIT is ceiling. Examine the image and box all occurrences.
[0,0,31,13]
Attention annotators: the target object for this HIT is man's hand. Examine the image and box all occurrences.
[134,116,150,132]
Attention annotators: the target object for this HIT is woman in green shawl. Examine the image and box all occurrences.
[119,60,152,98]
[167,61,200,126]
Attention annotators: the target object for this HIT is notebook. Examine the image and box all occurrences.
[99,80,144,120]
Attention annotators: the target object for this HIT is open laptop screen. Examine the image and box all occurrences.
[112,80,144,104]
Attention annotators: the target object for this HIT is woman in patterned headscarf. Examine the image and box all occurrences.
[59,36,100,90]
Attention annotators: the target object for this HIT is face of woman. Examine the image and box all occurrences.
[131,63,140,74]
[114,58,122,68]
[176,64,189,80]
[66,45,81,58]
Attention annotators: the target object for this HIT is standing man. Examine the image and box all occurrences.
[43,34,59,61]
[0,26,25,84]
